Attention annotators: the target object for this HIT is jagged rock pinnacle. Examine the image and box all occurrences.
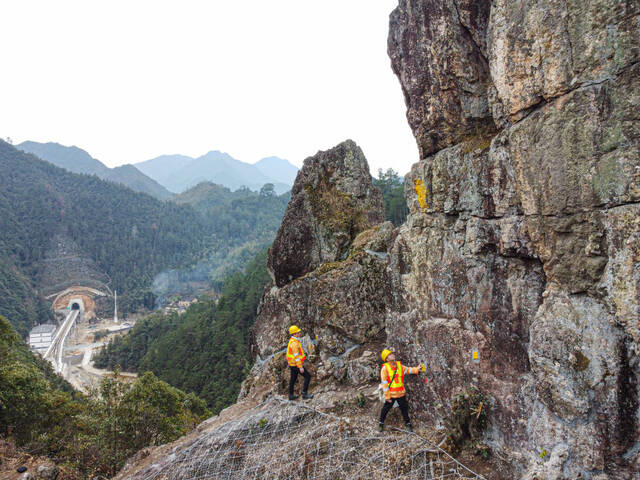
[267,140,384,287]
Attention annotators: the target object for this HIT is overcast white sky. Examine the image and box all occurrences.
[1,0,418,176]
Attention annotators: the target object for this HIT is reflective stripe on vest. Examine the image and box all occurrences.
[286,337,306,364]
[384,361,404,392]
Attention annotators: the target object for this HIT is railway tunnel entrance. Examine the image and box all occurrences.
[50,286,107,314]
[68,298,85,312]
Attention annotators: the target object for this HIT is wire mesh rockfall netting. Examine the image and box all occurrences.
[137,397,487,480]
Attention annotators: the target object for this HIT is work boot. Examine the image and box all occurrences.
[405,423,413,432]
[378,423,384,432]
[288,394,299,401]
[302,392,314,400]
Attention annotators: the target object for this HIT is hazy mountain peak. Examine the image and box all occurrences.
[18,141,108,176]
[136,150,298,195]
[254,156,299,185]
[16,141,171,200]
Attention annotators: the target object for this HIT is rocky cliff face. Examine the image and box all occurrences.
[246,0,639,477]
[267,140,384,288]
[386,0,639,477]
[115,1,638,479]
[242,140,392,397]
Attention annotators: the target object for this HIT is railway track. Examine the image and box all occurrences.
[43,309,79,374]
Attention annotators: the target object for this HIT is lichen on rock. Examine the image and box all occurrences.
[267,139,384,288]
[388,0,495,158]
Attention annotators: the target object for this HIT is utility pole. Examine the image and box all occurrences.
[114,290,119,324]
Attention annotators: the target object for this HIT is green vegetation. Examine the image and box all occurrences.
[0,315,210,478]
[92,329,110,342]
[373,168,408,227]
[94,250,271,413]
[0,260,53,337]
[71,371,209,477]
[172,181,289,290]
[93,309,181,372]
[0,140,288,335]
[305,178,368,233]
[0,139,211,333]
[439,388,489,451]
[539,447,549,460]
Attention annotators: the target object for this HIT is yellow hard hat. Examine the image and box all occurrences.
[381,349,393,361]
[289,325,301,335]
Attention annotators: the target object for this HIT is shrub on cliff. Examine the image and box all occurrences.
[438,388,489,452]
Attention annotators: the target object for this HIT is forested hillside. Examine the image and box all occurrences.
[104,164,173,200]
[17,141,173,200]
[1,139,291,334]
[0,151,57,334]
[0,140,210,332]
[94,250,270,413]
[165,182,289,291]
[173,182,289,236]
[0,315,210,478]
[17,141,107,175]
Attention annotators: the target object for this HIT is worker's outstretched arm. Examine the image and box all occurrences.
[404,364,425,375]
[381,367,391,401]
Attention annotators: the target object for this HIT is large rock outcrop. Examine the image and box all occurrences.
[388,0,495,158]
[245,1,639,476]
[267,140,384,287]
[488,0,639,122]
[243,141,390,398]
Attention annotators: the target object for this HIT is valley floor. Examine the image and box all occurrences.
[59,312,137,392]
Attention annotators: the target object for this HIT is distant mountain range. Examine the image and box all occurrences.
[17,141,172,200]
[135,152,297,194]
[18,141,299,196]
[254,156,299,185]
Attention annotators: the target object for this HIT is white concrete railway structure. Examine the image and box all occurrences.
[43,307,80,374]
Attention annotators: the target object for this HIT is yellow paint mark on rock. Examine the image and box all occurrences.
[414,179,428,209]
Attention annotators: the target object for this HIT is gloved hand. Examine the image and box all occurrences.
[420,363,426,372]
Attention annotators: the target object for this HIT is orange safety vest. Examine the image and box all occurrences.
[286,337,306,367]
[384,361,405,395]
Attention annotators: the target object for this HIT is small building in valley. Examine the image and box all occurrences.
[28,324,57,354]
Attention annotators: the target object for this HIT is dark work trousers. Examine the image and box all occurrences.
[379,395,411,425]
[289,366,311,395]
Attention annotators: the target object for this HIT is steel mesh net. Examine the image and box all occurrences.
[136,397,487,480]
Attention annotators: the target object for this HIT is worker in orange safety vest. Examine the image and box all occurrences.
[286,325,313,400]
[378,348,424,432]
